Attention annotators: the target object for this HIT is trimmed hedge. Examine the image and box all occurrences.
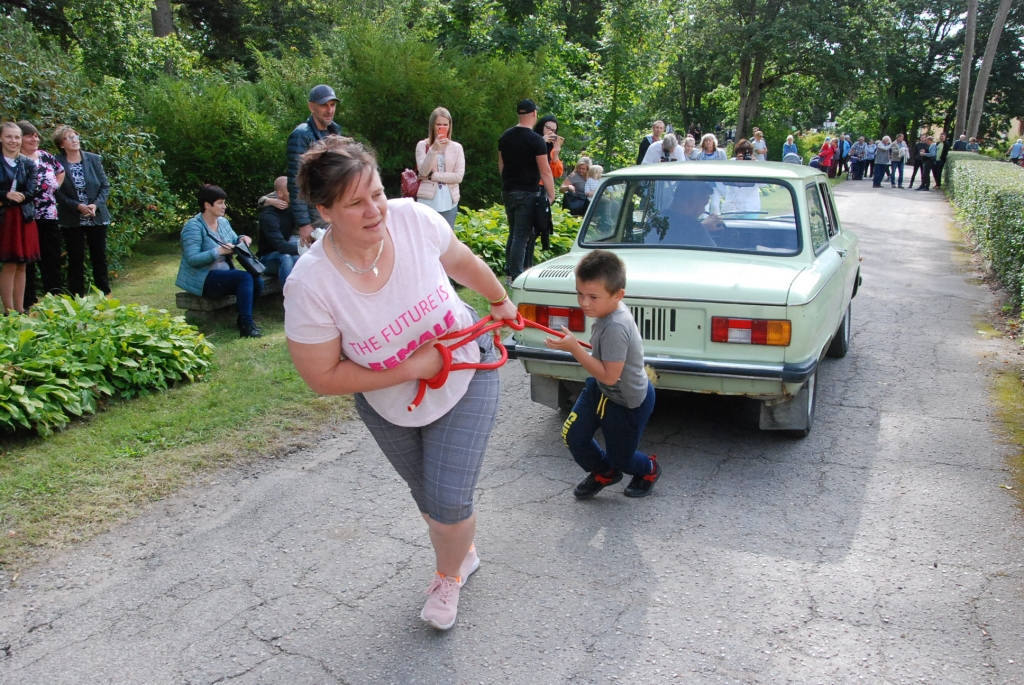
[0,293,214,436]
[945,152,1024,305]
[455,204,582,276]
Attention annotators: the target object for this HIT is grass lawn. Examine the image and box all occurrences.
[0,233,354,572]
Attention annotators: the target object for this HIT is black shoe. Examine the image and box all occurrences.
[573,470,622,499]
[239,324,262,338]
[623,457,661,498]
[915,187,929,191]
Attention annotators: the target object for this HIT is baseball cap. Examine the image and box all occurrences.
[516,99,537,115]
[309,85,339,105]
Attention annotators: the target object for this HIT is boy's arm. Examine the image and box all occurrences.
[545,327,625,386]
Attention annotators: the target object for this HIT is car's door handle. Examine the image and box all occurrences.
[835,248,848,258]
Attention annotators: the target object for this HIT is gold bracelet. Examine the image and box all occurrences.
[489,295,509,307]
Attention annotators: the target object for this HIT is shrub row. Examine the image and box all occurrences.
[455,204,582,276]
[944,152,1024,305]
[0,293,214,436]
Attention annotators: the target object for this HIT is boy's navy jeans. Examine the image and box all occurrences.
[562,377,655,477]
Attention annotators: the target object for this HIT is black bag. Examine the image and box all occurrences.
[533,193,553,251]
[561,191,589,217]
[231,240,266,277]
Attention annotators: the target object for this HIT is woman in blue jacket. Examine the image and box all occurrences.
[176,185,263,337]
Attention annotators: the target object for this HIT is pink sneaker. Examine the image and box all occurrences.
[420,573,461,630]
[458,545,480,588]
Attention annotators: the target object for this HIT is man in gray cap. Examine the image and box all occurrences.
[287,85,343,244]
[497,98,555,284]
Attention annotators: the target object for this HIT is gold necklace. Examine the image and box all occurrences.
[329,228,385,277]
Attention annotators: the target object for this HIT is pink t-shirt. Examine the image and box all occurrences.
[283,200,480,427]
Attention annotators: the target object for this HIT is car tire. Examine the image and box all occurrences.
[784,371,817,438]
[826,303,851,359]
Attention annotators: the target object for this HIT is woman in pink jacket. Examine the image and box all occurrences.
[416,107,466,228]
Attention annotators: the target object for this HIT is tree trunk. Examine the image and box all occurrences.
[678,56,687,131]
[967,0,1013,139]
[151,0,175,37]
[954,0,977,139]
[736,56,752,142]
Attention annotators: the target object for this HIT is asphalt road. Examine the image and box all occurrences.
[2,177,1024,685]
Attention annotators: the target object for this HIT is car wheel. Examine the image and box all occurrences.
[784,371,817,438]
[826,303,851,359]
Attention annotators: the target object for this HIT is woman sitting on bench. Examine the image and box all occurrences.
[175,184,264,338]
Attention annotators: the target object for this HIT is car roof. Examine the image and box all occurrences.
[606,161,825,182]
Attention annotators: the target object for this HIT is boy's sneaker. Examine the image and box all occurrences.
[421,573,461,630]
[573,470,623,499]
[458,545,480,588]
[623,456,661,498]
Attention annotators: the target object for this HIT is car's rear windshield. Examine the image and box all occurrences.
[580,177,800,255]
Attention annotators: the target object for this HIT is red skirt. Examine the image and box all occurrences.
[0,207,40,263]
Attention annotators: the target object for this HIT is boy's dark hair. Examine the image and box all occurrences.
[576,250,626,294]
[197,184,227,213]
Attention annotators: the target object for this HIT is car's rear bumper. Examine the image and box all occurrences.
[504,338,817,384]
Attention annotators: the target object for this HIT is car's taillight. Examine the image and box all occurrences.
[711,317,791,346]
[518,304,586,332]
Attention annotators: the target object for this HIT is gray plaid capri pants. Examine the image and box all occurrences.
[354,332,500,524]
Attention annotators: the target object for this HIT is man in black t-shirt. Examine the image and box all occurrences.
[497,99,555,283]
[908,136,930,189]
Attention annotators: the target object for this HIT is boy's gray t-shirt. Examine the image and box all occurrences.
[590,302,648,408]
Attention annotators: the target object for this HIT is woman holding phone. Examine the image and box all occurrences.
[534,115,564,181]
[415,107,465,228]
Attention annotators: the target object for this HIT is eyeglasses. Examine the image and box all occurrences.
[64,134,80,142]
[544,124,557,132]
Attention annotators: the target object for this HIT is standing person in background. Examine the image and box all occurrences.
[751,130,767,161]
[416,107,465,229]
[53,125,110,296]
[916,136,936,190]
[871,136,892,188]
[909,135,929,188]
[257,176,299,286]
[0,122,39,314]
[695,133,727,161]
[967,138,980,153]
[534,115,564,182]
[636,121,665,166]
[933,132,949,189]
[864,139,876,179]
[287,85,342,247]
[682,136,697,160]
[849,136,867,180]
[1009,139,1023,165]
[641,133,685,164]
[497,99,554,285]
[836,135,851,177]
[782,135,798,159]
[18,121,63,306]
[817,137,835,178]
[890,134,908,188]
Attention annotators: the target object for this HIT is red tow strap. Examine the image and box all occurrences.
[407,312,591,411]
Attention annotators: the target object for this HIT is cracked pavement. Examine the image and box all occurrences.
[1,179,1023,684]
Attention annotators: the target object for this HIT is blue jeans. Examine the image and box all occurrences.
[872,162,889,187]
[562,377,656,477]
[261,251,296,285]
[890,160,904,186]
[502,189,538,281]
[202,269,263,327]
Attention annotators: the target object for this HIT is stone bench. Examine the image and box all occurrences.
[175,275,282,324]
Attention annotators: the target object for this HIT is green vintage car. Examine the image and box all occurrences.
[507,161,860,436]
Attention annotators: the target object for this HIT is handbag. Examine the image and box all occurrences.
[231,240,266,277]
[400,168,420,199]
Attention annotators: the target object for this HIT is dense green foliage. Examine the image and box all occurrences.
[945,152,1024,303]
[0,293,214,435]
[456,204,581,275]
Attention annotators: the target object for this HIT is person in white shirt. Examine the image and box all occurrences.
[641,133,685,164]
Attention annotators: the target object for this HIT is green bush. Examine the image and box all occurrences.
[138,76,293,233]
[945,152,1024,305]
[0,293,214,436]
[455,203,582,275]
[0,15,178,271]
